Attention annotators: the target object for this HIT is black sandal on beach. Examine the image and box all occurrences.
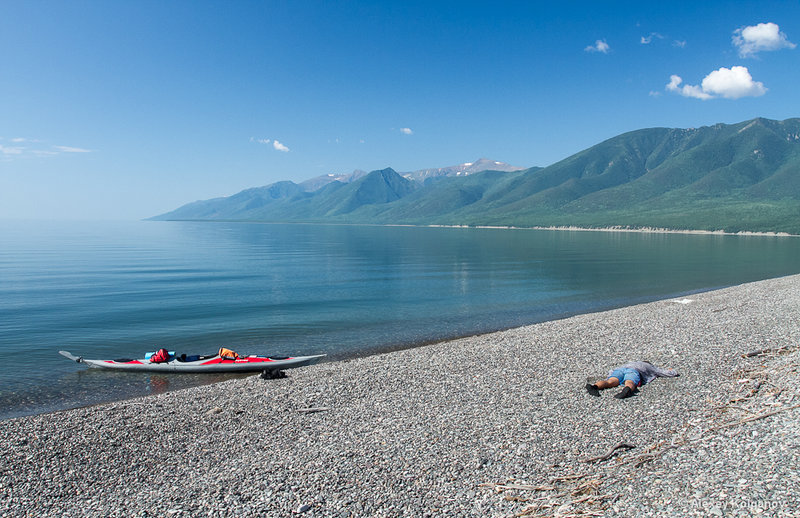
[614,386,634,399]
[585,383,600,397]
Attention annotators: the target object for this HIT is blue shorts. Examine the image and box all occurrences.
[608,368,641,387]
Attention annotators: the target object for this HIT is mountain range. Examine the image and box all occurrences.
[151,117,800,233]
[298,157,525,192]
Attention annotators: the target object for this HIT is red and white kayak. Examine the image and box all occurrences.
[59,350,325,373]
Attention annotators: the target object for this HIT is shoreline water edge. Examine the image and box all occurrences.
[424,223,799,237]
[2,274,799,516]
[153,219,799,237]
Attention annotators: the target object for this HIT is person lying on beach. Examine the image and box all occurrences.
[585,361,679,399]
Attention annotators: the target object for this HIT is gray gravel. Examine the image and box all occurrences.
[2,274,799,517]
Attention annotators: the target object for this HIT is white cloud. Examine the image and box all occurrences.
[400,127,413,135]
[666,75,713,100]
[54,145,91,153]
[251,137,289,151]
[673,40,687,48]
[702,66,767,98]
[640,33,663,45]
[666,67,766,100]
[584,39,610,53]
[733,22,796,57]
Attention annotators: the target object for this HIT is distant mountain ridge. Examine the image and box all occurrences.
[297,158,523,192]
[151,118,800,233]
[405,158,525,183]
[153,159,526,222]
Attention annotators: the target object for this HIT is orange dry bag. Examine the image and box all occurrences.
[218,347,239,360]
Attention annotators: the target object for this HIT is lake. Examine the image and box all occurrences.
[1,220,798,420]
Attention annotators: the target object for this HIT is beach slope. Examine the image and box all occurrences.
[2,275,799,517]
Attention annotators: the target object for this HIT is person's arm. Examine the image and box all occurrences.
[651,366,679,378]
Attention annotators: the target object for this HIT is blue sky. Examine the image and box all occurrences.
[1,1,798,220]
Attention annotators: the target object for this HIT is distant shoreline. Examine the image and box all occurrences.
[423,223,799,237]
[159,219,799,237]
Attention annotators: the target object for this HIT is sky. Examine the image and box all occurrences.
[1,0,799,220]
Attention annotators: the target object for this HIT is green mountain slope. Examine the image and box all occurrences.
[151,118,800,233]
[476,118,800,232]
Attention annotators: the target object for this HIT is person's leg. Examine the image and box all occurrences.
[615,375,639,399]
[595,377,620,389]
[586,376,619,396]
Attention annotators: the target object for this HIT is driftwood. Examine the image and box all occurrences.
[581,441,635,463]
[741,345,789,358]
[515,491,612,517]
[296,407,330,414]
[551,473,587,483]
[492,471,610,517]
[631,402,800,467]
[570,478,602,496]
[711,402,800,430]
[481,482,556,492]
[480,472,588,493]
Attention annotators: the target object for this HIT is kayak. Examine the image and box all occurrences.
[58,350,325,373]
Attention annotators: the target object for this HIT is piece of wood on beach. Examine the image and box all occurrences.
[550,473,587,483]
[296,407,330,414]
[741,345,790,358]
[709,402,800,432]
[480,482,558,492]
[581,441,635,464]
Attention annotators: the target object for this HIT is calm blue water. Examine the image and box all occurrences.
[1,220,799,420]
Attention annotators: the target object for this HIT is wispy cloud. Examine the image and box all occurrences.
[673,40,687,48]
[400,127,413,135]
[733,22,795,58]
[584,39,610,53]
[666,66,767,100]
[0,138,92,158]
[0,144,24,155]
[272,140,290,152]
[54,145,91,153]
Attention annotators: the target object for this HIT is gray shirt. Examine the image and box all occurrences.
[611,361,679,386]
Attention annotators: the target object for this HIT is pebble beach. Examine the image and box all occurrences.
[2,274,799,517]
